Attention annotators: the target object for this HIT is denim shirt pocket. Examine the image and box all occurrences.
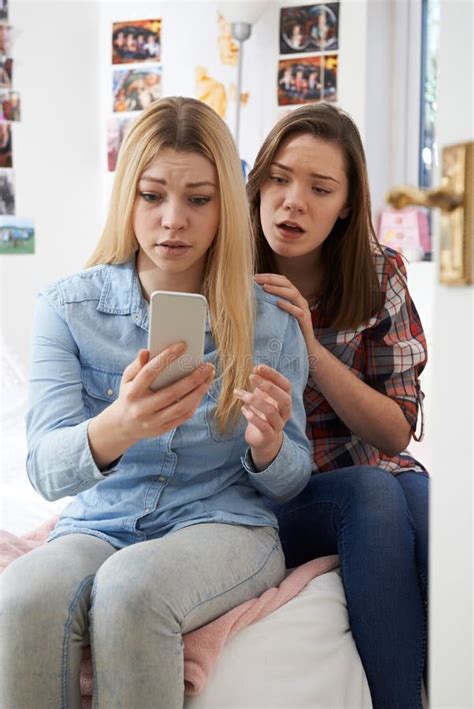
[82,366,122,418]
[205,377,246,446]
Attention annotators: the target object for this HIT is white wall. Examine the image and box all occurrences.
[1,1,103,370]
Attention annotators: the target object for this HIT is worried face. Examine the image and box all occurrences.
[259,133,349,260]
[133,148,220,293]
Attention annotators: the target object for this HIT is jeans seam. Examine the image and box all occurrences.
[61,574,95,709]
[179,538,282,630]
[89,579,101,709]
[417,604,428,709]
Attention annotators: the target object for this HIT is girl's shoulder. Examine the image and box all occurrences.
[373,245,407,281]
[40,262,131,309]
[372,246,408,300]
[253,281,287,319]
[253,281,303,340]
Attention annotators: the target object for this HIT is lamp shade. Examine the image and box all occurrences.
[218,1,269,26]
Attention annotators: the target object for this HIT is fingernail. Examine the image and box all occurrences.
[199,362,214,372]
[234,388,247,399]
[171,342,186,354]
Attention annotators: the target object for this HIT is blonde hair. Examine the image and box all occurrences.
[88,97,255,429]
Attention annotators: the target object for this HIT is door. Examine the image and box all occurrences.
[429,2,473,706]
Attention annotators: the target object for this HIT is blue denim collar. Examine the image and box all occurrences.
[97,257,148,330]
[95,256,213,333]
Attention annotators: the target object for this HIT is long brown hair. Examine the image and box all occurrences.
[88,97,255,429]
[248,103,396,329]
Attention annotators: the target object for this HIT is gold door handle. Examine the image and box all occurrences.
[385,141,473,285]
[386,180,464,213]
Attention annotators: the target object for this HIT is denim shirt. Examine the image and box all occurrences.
[26,260,311,548]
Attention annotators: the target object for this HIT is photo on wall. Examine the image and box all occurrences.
[107,114,135,171]
[277,56,323,105]
[0,55,11,87]
[0,215,34,254]
[322,53,338,101]
[0,168,14,213]
[112,19,161,64]
[0,90,20,121]
[0,122,11,166]
[112,65,162,112]
[0,22,11,55]
[279,3,339,54]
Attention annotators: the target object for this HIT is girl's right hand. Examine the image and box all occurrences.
[88,343,214,469]
[114,343,215,446]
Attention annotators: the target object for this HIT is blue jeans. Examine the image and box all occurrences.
[265,466,429,709]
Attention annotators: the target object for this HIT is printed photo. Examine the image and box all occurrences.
[0,168,14,213]
[0,56,11,87]
[0,121,12,166]
[280,3,339,54]
[0,91,20,121]
[0,1,8,24]
[0,216,34,254]
[321,53,338,101]
[107,115,135,171]
[113,66,162,112]
[0,22,10,54]
[277,57,323,105]
[112,19,161,64]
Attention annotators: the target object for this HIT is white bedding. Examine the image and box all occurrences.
[1,345,372,708]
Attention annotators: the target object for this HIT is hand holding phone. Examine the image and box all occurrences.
[88,343,214,467]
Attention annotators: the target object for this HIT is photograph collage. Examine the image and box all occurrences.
[0,0,35,255]
[277,2,339,107]
[108,18,162,172]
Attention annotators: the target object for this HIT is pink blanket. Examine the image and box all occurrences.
[0,518,339,702]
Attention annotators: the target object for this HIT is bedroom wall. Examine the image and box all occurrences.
[0,2,103,370]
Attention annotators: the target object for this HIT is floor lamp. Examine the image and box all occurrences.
[221,2,269,152]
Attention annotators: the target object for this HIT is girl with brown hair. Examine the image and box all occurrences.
[248,102,428,709]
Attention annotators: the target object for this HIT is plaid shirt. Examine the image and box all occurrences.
[305,248,427,475]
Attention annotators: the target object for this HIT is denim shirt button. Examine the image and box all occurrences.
[106,388,114,397]
[158,475,166,482]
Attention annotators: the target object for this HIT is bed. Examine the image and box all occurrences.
[1,345,373,708]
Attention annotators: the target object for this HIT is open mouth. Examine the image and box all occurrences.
[277,221,305,238]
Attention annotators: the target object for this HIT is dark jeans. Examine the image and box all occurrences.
[266,466,429,709]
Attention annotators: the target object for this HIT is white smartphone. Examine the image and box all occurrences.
[147,291,208,391]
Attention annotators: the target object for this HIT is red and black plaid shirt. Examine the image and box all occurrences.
[305,248,427,475]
